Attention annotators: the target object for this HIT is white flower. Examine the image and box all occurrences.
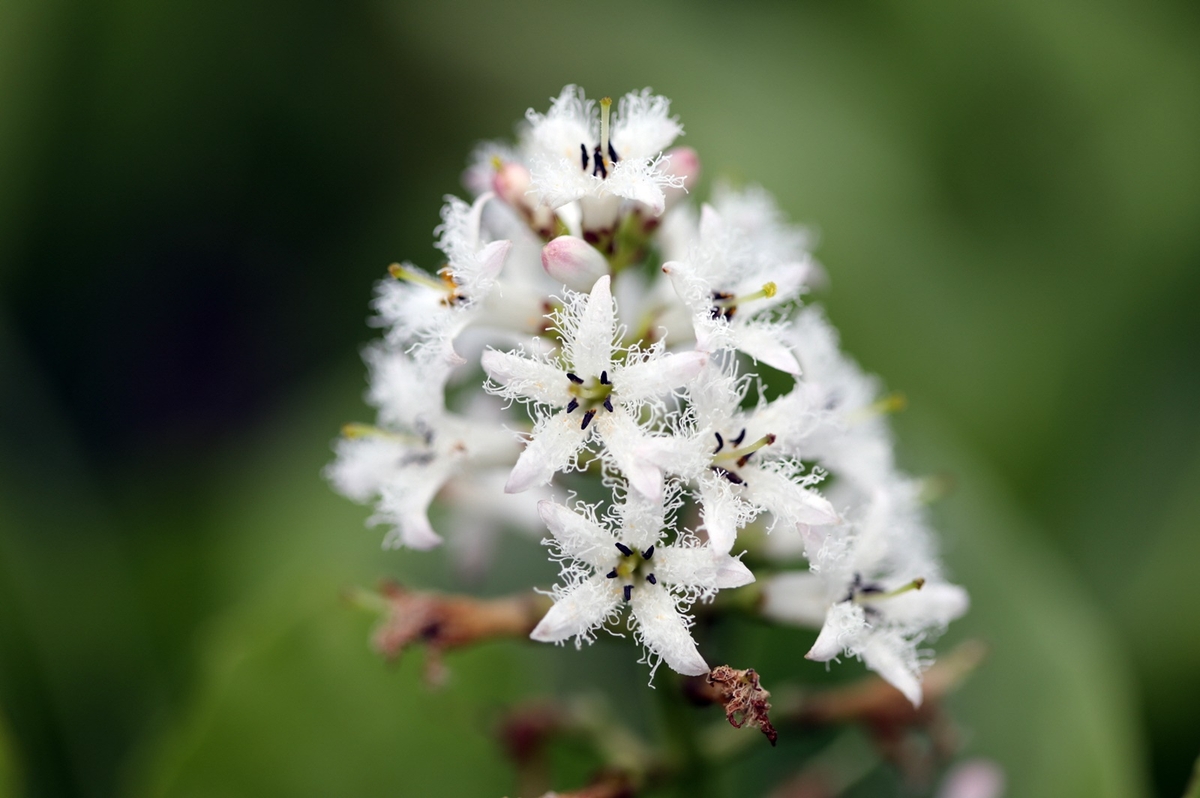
[531,490,754,677]
[373,193,512,363]
[760,481,968,706]
[663,201,816,374]
[679,361,839,554]
[325,349,519,550]
[523,86,685,218]
[483,274,705,499]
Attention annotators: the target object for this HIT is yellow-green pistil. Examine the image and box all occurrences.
[565,370,615,430]
[605,542,657,602]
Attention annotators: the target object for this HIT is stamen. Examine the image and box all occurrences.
[854,578,926,605]
[566,372,584,384]
[581,408,597,430]
[490,155,504,171]
[642,545,654,560]
[603,397,613,412]
[607,140,620,164]
[623,584,632,602]
[646,573,657,585]
[732,428,747,446]
[591,145,607,178]
[606,568,618,579]
[580,143,588,171]
[566,398,579,414]
[615,543,633,556]
[713,432,725,453]
[600,370,609,385]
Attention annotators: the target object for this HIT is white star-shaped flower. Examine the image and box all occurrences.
[663,203,817,374]
[679,361,839,554]
[523,85,685,217]
[531,490,754,677]
[483,274,705,499]
[760,481,968,706]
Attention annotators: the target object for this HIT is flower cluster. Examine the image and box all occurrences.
[329,85,967,704]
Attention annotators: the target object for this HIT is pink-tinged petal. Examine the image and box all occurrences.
[505,411,590,493]
[476,239,512,282]
[653,547,755,591]
[531,574,622,643]
[396,514,444,550]
[935,760,1006,798]
[481,349,571,405]
[861,633,923,707]
[760,572,829,627]
[571,274,614,378]
[631,584,709,676]
[733,326,801,374]
[542,235,610,292]
[537,500,615,569]
[805,601,866,661]
[616,350,706,401]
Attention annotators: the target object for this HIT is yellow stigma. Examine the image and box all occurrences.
[762,281,777,298]
[490,154,504,171]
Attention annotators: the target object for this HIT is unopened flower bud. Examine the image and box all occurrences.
[492,161,533,208]
[663,146,701,208]
[541,235,610,291]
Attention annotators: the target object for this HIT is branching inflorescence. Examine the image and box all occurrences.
[328,86,971,780]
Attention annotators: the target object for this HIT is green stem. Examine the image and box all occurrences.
[654,674,714,798]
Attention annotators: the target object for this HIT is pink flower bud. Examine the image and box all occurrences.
[492,162,533,209]
[663,146,701,208]
[541,235,610,292]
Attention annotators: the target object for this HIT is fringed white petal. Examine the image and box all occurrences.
[505,411,589,493]
[531,574,621,644]
[631,584,709,677]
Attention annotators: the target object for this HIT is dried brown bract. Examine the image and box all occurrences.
[691,665,779,746]
[355,581,550,683]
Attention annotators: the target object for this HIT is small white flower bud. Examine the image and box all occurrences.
[541,235,610,291]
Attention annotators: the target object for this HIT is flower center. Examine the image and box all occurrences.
[564,370,615,430]
[710,428,777,484]
[844,573,925,617]
[709,282,777,321]
[579,96,621,180]
[605,542,657,601]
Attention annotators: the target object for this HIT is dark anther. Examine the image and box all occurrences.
[722,307,737,321]
[566,372,584,384]
[732,428,747,446]
[592,145,607,178]
[642,545,654,560]
[709,306,723,320]
[615,542,633,556]
[581,408,597,430]
[603,397,614,412]
[580,143,589,170]
[608,141,620,164]
[711,466,744,485]
[736,453,753,468]
[859,584,885,595]
[646,573,657,585]
[623,584,632,602]
[712,290,734,300]
[606,568,618,579]
[566,398,579,414]
[713,432,725,454]
[600,370,609,385]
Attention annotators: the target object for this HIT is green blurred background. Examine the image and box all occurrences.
[1,1,1197,796]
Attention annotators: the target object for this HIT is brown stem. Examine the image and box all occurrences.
[349,580,552,683]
